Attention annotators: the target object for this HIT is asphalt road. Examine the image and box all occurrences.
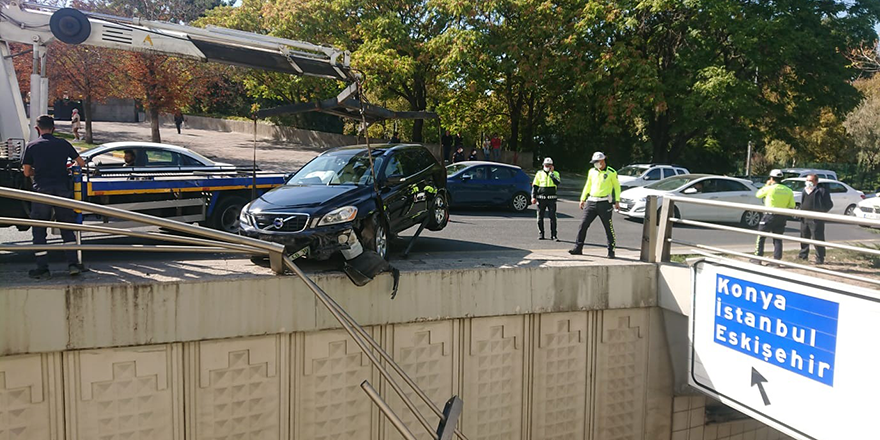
[2,121,878,269]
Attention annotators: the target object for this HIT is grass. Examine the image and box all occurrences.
[54,131,100,151]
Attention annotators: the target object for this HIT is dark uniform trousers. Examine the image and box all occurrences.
[575,200,616,251]
[798,219,826,262]
[536,196,557,237]
[31,186,79,269]
[755,213,787,260]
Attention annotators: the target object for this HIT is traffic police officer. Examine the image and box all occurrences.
[752,169,795,262]
[21,115,86,279]
[570,152,621,258]
[532,157,560,240]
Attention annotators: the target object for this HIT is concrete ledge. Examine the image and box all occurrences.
[0,251,656,355]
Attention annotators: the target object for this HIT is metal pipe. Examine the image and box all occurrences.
[0,244,248,253]
[0,187,286,272]
[0,217,267,255]
[322,289,470,440]
[361,381,419,440]
[672,218,880,257]
[664,195,880,227]
[282,256,440,440]
[673,240,880,287]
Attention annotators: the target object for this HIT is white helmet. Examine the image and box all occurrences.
[590,152,606,163]
[769,169,784,178]
[543,157,553,165]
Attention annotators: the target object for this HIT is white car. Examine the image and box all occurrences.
[617,164,690,191]
[782,178,865,216]
[619,174,764,227]
[853,197,880,225]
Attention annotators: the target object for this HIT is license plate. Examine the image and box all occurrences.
[289,246,310,260]
[867,213,879,220]
[620,203,630,209]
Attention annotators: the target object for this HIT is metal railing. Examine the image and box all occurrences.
[640,194,880,287]
[0,186,467,440]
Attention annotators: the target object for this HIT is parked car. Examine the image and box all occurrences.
[854,197,880,227]
[779,168,838,181]
[445,161,532,212]
[617,164,690,191]
[239,144,449,260]
[782,178,865,216]
[81,142,239,175]
[619,174,763,227]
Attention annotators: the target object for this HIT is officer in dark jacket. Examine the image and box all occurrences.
[532,157,560,240]
[21,115,86,278]
[798,174,833,264]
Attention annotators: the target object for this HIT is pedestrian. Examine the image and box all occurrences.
[570,151,621,258]
[452,146,465,163]
[441,130,454,164]
[797,174,833,264]
[174,110,186,134]
[389,131,401,143]
[482,136,491,160]
[490,134,502,162]
[468,148,479,161]
[532,157,560,241]
[454,133,464,152]
[752,169,796,263]
[21,115,86,279]
[71,108,81,141]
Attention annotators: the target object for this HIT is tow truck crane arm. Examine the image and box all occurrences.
[0,0,353,146]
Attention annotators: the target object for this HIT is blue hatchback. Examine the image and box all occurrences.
[446,161,532,211]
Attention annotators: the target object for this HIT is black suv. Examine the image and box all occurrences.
[239,144,449,260]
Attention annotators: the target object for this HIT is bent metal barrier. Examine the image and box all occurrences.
[641,194,880,287]
[0,186,468,440]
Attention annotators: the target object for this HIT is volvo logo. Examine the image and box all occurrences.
[273,217,285,229]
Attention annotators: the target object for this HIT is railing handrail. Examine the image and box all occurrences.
[663,194,880,228]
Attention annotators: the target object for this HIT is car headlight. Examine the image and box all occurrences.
[238,203,252,226]
[318,206,358,226]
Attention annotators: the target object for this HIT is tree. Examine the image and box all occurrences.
[48,44,118,143]
[844,75,880,188]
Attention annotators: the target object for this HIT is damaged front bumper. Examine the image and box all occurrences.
[240,222,360,261]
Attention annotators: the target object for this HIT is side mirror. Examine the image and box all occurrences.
[683,187,698,195]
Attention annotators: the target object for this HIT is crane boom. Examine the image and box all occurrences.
[0,0,353,147]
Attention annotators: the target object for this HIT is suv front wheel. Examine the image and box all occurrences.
[427,191,449,231]
[361,215,389,260]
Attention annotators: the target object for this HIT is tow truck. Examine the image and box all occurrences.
[0,1,355,232]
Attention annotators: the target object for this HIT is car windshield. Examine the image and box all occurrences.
[618,166,646,177]
[783,180,806,191]
[645,176,695,191]
[446,164,471,176]
[287,152,383,186]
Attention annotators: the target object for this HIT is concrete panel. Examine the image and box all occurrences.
[184,335,289,440]
[0,288,67,354]
[383,320,458,440]
[64,344,184,440]
[292,328,378,440]
[529,311,591,440]
[0,353,63,440]
[593,308,650,440]
[645,307,675,440]
[461,315,527,440]
[658,263,691,315]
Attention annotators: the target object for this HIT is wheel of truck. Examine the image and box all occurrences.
[211,196,248,233]
[361,215,389,260]
[427,191,449,231]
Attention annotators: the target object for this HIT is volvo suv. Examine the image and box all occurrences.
[239,144,449,260]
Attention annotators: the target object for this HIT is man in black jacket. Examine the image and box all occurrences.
[798,174,833,264]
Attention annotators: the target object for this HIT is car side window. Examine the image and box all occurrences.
[415,148,437,171]
[644,168,662,180]
[490,166,515,180]
[676,168,687,175]
[383,153,404,178]
[828,183,847,193]
[181,154,203,166]
[144,149,181,167]
[660,168,673,179]
[716,180,750,192]
[90,149,127,167]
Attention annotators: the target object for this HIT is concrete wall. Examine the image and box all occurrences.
[670,396,795,440]
[91,98,138,123]
[0,308,673,440]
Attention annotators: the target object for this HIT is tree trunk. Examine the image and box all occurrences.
[83,95,94,144]
[410,77,427,142]
[150,107,161,143]
[649,112,670,163]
